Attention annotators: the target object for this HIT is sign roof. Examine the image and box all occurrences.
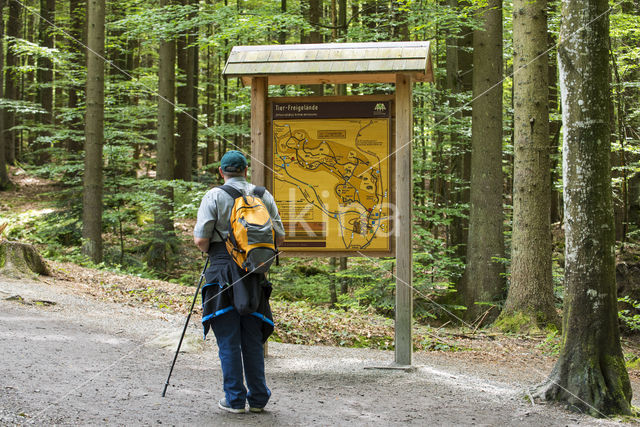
[223,41,433,85]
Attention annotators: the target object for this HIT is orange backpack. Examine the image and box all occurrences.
[217,185,278,274]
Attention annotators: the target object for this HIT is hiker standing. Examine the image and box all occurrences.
[193,150,285,414]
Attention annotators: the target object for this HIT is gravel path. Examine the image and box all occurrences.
[0,276,636,426]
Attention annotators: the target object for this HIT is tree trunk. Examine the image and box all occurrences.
[82,0,105,263]
[35,0,55,165]
[534,0,632,416]
[338,0,346,38]
[0,241,50,278]
[150,0,176,270]
[67,0,86,153]
[339,256,348,294]
[547,7,562,224]
[4,0,21,165]
[189,10,199,172]
[329,257,338,306]
[205,40,215,166]
[461,0,505,322]
[500,0,559,330]
[175,11,193,181]
[449,0,472,266]
[279,0,287,45]
[0,0,9,190]
[303,0,323,96]
[391,0,409,40]
[446,0,473,311]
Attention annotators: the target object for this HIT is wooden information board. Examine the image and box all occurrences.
[270,97,393,256]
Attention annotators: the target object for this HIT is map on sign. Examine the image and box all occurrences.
[272,101,391,252]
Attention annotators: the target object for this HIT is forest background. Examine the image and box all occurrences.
[0,0,639,413]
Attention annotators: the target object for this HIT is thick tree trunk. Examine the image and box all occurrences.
[461,0,505,322]
[500,0,559,330]
[534,0,632,416]
[150,0,176,270]
[449,0,472,257]
[82,0,105,263]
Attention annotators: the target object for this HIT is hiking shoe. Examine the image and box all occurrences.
[249,406,264,413]
[218,398,245,414]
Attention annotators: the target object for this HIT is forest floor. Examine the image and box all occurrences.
[2,271,640,426]
[3,168,640,425]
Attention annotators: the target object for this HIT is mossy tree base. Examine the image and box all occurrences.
[494,309,560,335]
[0,241,50,278]
[534,351,632,417]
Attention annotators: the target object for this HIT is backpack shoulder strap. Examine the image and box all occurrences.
[217,184,243,200]
[253,186,266,198]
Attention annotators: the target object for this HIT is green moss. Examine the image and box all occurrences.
[494,311,538,334]
[0,245,5,268]
[494,309,559,335]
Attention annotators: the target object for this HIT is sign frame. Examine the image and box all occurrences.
[265,95,396,258]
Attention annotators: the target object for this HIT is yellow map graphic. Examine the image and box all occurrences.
[273,118,390,251]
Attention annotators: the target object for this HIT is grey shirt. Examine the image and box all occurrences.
[193,177,285,242]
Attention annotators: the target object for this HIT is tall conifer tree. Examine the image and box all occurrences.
[461,0,505,322]
[82,0,105,262]
[500,0,559,329]
[151,0,176,269]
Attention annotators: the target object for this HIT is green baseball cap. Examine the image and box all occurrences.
[220,150,248,172]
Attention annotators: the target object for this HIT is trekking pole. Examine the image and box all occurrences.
[161,256,209,397]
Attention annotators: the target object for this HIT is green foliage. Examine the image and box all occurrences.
[536,330,561,356]
[624,353,640,370]
[9,0,638,337]
[270,258,333,303]
[618,296,640,333]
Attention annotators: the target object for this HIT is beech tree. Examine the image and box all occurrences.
[534,0,632,415]
[499,0,558,329]
[82,0,106,263]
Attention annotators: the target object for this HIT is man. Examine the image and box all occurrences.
[193,150,285,414]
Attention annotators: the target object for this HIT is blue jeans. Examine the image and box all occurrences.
[212,308,271,409]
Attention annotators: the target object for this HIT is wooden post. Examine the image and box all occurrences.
[251,77,270,356]
[395,73,413,366]
[251,77,268,187]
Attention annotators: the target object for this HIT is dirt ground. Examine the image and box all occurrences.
[1,274,639,426]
